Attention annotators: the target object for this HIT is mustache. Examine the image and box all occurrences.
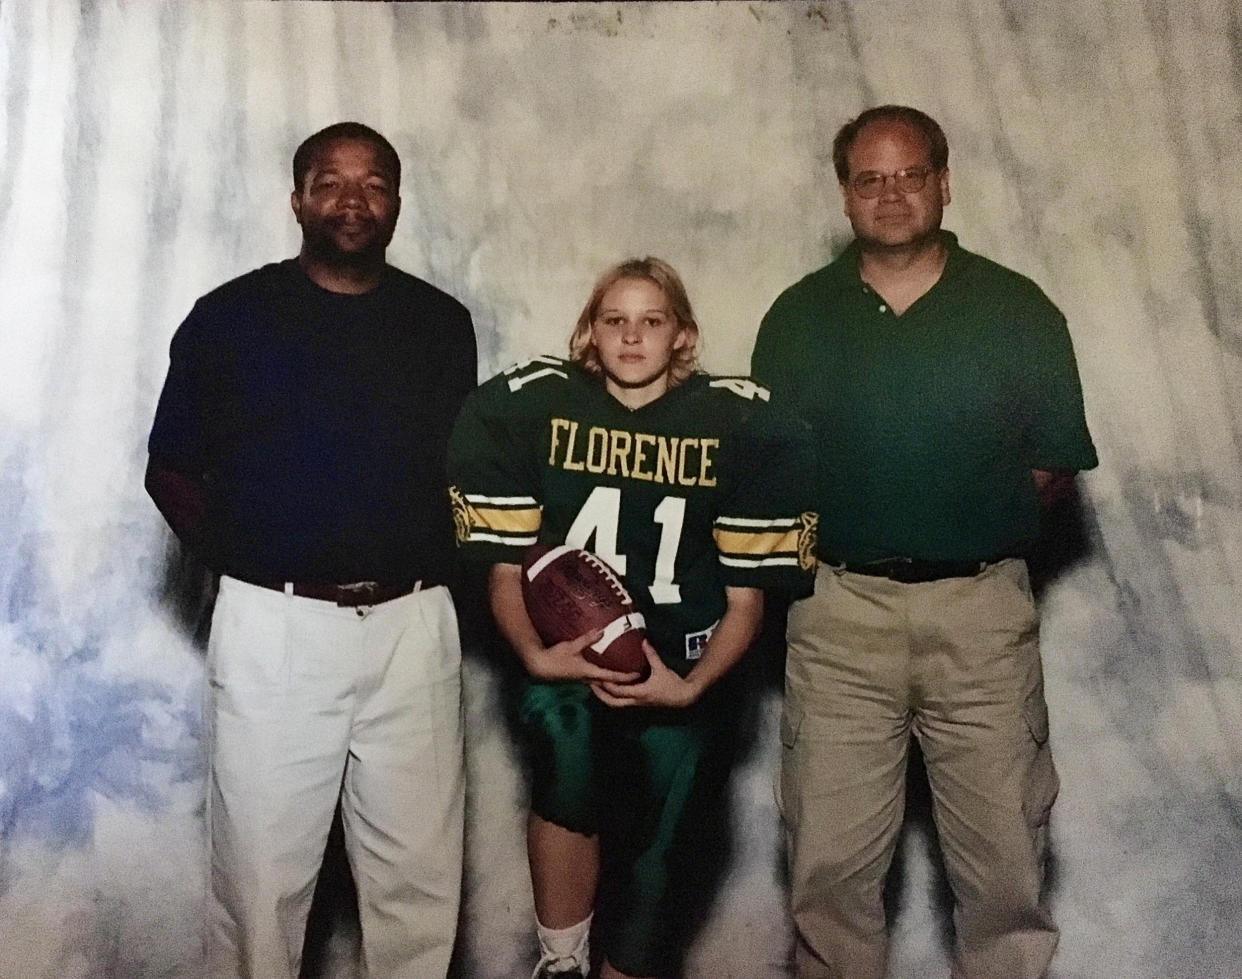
[325,212,376,229]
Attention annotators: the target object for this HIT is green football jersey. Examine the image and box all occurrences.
[448,357,816,673]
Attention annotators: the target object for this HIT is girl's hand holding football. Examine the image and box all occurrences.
[590,641,704,709]
[522,629,642,685]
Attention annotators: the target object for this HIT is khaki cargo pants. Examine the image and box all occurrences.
[780,559,1058,979]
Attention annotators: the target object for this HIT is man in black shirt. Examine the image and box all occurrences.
[147,122,476,979]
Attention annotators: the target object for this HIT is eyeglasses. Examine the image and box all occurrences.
[849,166,934,198]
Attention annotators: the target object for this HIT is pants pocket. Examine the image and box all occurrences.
[1023,684,1050,746]
[208,578,291,692]
[776,702,804,823]
[1021,686,1059,832]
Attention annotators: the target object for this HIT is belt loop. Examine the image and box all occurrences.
[284,582,294,597]
[413,579,424,592]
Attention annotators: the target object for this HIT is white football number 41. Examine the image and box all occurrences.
[565,486,684,604]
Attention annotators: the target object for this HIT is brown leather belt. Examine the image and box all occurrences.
[239,577,425,607]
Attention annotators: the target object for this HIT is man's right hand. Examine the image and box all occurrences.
[145,458,208,551]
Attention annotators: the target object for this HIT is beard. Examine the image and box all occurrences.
[301,214,393,268]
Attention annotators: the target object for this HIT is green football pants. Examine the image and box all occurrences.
[518,680,738,977]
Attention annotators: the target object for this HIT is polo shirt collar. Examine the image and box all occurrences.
[831,230,967,288]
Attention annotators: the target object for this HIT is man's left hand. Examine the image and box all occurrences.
[1032,468,1076,507]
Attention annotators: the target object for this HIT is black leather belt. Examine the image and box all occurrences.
[235,576,428,607]
[827,555,1014,584]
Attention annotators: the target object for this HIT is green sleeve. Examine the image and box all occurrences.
[751,294,797,396]
[446,371,544,565]
[713,384,818,592]
[1021,302,1097,472]
[752,274,825,410]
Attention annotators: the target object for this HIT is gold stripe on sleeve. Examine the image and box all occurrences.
[472,506,542,534]
[713,526,799,557]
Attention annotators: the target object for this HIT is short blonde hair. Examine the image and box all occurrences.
[568,257,700,387]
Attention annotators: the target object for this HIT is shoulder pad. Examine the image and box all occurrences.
[708,376,772,402]
[501,355,573,393]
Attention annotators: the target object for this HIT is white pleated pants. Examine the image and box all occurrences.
[205,575,464,979]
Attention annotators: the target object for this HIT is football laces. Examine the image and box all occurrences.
[581,552,633,604]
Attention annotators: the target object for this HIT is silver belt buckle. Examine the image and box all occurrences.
[338,580,379,605]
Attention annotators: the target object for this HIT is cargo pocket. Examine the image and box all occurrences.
[775,702,804,824]
[1021,685,1059,838]
[1023,685,1049,745]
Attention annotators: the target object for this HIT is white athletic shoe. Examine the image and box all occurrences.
[531,951,588,979]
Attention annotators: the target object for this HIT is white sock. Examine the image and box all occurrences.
[536,913,592,966]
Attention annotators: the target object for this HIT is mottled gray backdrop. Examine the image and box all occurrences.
[1,2,1239,977]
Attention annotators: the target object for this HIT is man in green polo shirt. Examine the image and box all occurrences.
[751,105,1096,979]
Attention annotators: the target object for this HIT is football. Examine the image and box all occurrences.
[521,544,648,678]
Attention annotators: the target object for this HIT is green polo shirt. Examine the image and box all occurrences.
[752,232,1097,564]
